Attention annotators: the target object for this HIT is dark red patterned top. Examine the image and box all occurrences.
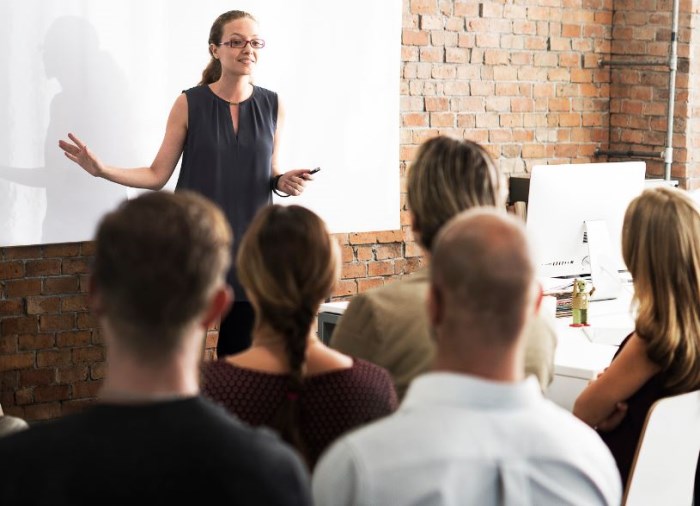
[200,358,398,468]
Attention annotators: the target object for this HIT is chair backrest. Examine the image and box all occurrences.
[624,389,700,505]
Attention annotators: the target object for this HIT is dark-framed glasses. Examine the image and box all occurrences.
[218,38,265,49]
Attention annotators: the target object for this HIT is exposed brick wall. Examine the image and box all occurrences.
[0,244,104,421]
[687,2,700,188]
[3,0,699,421]
[330,230,422,298]
[401,0,613,174]
[606,0,695,186]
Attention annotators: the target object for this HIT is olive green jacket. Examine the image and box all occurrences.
[329,269,557,400]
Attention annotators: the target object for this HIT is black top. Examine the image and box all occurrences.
[599,333,671,486]
[695,451,700,505]
[177,84,278,300]
[0,396,310,506]
[201,358,398,468]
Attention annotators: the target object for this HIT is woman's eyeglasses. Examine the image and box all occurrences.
[218,38,265,49]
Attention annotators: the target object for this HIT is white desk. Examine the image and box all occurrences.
[318,287,635,411]
[547,287,634,410]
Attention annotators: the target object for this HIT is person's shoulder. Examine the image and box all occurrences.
[200,397,293,455]
[351,358,396,382]
[182,84,208,95]
[251,86,279,108]
[313,415,406,506]
[253,85,277,99]
[217,414,310,493]
[525,399,622,500]
[331,270,431,356]
[346,359,399,406]
[0,412,83,458]
[319,404,400,464]
[200,357,236,377]
[197,397,308,477]
[529,398,618,461]
[352,270,428,308]
[241,424,304,465]
[180,84,214,105]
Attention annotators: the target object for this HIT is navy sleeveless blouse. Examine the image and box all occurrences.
[176,84,278,301]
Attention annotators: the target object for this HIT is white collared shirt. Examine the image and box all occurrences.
[313,373,621,506]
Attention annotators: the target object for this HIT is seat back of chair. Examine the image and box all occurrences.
[624,389,700,505]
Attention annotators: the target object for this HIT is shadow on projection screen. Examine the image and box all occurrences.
[0,0,401,247]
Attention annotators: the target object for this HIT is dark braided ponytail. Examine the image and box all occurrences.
[237,205,339,466]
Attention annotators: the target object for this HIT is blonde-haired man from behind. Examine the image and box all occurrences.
[330,136,556,399]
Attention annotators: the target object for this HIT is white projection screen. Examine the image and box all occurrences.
[0,0,401,247]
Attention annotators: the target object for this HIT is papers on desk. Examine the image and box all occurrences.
[539,277,575,294]
[538,278,575,318]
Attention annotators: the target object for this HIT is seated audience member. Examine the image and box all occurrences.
[330,136,556,398]
[0,404,28,437]
[574,187,700,486]
[0,192,310,505]
[313,209,621,506]
[201,205,397,469]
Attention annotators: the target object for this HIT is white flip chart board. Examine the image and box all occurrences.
[0,0,402,246]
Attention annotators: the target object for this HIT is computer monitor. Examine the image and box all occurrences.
[526,161,646,279]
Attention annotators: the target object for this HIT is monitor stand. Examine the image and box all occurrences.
[585,219,622,301]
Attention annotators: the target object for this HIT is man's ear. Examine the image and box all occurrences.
[427,283,444,329]
[533,282,543,315]
[88,274,104,317]
[201,284,234,330]
[410,211,422,246]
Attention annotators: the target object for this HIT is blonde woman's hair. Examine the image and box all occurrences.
[623,186,700,392]
[407,136,505,251]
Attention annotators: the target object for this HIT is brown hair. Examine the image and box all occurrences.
[431,209,534,344]
[237,205,338,463]
[407,136,504,251]
[622,187,700,393]
[93,191,231,362]
[199,10,257,85]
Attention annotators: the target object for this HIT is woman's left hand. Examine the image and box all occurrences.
[276,169,315,196]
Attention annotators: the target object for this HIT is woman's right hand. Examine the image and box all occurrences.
[58,133,105,178]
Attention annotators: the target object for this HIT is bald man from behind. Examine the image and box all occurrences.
[314,209,621,506]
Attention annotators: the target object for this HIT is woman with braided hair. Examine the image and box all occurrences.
[201,205,397,468]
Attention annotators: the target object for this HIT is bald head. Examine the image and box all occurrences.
[430,209,536,349]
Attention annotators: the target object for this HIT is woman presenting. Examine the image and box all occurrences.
[59,10,314,357]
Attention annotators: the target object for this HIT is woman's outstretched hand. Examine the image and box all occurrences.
[276,168,316,196]
[58,133,105,178]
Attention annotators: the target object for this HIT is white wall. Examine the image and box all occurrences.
[0,0,401,246]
